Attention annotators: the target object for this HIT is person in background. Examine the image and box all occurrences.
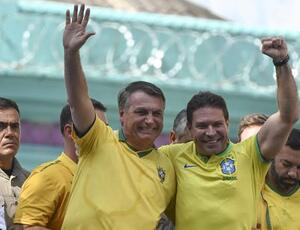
[0,97,29,230]
[61,4,175,229]
[160,37,299,230]
[14,99,108,230]
[239,115,300,230]
[169,109,192,144]
[238,113,268,142]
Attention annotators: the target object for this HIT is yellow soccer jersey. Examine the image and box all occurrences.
[259,183,300,230]
[62,118,175,230]
[14,153,76,230]
[160,135,269,230]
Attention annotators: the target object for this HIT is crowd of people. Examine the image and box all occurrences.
[0,4,299,230]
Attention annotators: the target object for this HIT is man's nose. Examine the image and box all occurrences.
[206,126,216,136]
[145,114,154,123]
[287,167,298,179]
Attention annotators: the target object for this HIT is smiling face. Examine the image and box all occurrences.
[270,145,300,193]
[120,91,164,151]
[189,107,229,156]
[0,108,21,168]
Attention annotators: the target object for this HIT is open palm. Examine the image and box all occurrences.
[63,4,95,52]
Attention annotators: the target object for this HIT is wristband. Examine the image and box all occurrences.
[273,55,289,66]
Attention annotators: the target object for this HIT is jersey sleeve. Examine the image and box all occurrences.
[14,170,61,227]
[245,135,270,191]
[72,117,113,157]
[159,145,173,161]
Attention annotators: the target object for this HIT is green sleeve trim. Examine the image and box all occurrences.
[73,114,97,138]
[266,181,299,196]
[254,134,270,164]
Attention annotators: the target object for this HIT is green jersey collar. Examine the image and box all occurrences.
[266,179,300,196]
[118,129,155,158]
[196,141,233,162]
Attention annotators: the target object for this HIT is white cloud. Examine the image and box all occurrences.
[188,0,300,32]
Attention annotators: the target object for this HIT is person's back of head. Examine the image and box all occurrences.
[186,91,228,126]
[60,99,107,136]
[170,109,192,144]
[286,128,300,150]
[0,97,20,115]
[60,99,107,163]
[238,113,268,142]
[118,81,165,111]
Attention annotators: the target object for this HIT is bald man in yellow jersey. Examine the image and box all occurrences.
[160,37,299,230]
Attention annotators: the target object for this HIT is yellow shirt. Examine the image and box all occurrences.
[160,135,269,230]
[259,183,300,230]
[14,153,76,230]
[62,118,175,230]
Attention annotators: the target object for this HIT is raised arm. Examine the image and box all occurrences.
[63,4,96,134]
[258,37,299,160]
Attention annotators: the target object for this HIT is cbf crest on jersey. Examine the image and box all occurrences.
[157,167,166,183]
[220,158,236,175]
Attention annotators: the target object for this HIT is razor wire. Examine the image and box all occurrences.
[1,12,300,93]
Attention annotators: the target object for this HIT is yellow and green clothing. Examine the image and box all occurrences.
[160,135,269,230]
[14,153,76,230]
[62,117,175,230]
[259,182,300,230]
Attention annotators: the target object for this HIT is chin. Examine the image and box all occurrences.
[2,149,18,157]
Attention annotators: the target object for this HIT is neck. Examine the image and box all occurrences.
[0,157,13,170]
[64,142,78,163]
[126,140,153,151]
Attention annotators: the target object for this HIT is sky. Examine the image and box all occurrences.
[187,0,300,32]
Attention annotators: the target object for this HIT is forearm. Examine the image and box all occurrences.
[276,63,299,124]
[64,49,95,132]
[64,50,90,105]
[62,4,96,134]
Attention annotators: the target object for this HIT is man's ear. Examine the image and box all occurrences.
[169,131,176,144]
[119,109,125,126]
[226,120,229,128]
[64,124,72,137]
[187,122,192,131]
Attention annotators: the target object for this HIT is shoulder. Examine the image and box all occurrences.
[27,158,67,184]
[159,141,194,159]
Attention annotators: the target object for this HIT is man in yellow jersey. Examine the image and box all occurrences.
[13,99,108,230]
[169,109,192,144]
[61,4,175,230]
[157,109,193,229]
[239,116,300,230]
[160,37,299,230]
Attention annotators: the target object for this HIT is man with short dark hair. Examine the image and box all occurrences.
[259,128,300,230]
[160,37,299,230]
[14,100,107,230]
[239,117,300,230]
[61,4,175,229]
[0,97,29,230]
[169,109,192,144]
